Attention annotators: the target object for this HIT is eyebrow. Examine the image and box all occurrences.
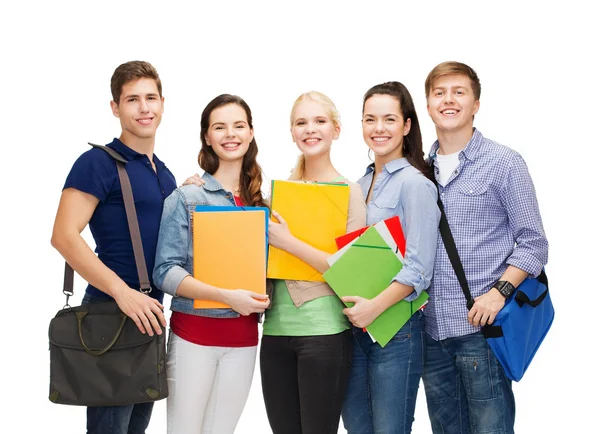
[363,113,399,118]
[211,120,248,126]
[123,93,160,99]
[433,86,468,91]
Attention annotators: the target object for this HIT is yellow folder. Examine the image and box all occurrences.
[192,207,267,309]
[267,180,350,282]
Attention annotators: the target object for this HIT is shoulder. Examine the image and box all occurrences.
[399,169,437,199]
[478,136,525,167]
[70,147,116,173]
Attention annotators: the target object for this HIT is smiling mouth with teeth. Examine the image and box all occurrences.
[442,110,458,115]
[137,118,153,125]
[372,137,391,143]
[222,143,240,149]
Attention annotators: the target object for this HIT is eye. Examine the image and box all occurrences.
[236,124,245,129]
[317,119,327,124]
[127,98,137,102]
[215,126,223,130]
[455,90,463,95]
[363,118,374,123]
[148,96,157,100]
[386,118,396,123]
[296,120,306,126]
[435,91,443,96]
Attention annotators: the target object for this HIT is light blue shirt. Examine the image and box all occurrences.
[357,158,440,301]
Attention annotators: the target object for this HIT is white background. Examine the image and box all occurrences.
[1,1,597,432]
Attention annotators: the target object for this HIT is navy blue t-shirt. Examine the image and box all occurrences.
[64,138,177,303]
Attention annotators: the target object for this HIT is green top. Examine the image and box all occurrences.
[263,280,350,336]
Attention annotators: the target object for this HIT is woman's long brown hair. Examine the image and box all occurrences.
[198,94,267,208]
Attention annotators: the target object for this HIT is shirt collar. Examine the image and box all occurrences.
[428,128,484,163]
[106,138,140,161]
[106,138,166,170]
[363,157,411,176]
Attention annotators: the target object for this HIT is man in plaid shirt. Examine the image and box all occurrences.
[422,61,548,434]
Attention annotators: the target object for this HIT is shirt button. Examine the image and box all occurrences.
[441,192,445,196]
[469,189,474,194]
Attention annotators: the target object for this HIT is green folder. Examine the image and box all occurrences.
[323,225,429,348]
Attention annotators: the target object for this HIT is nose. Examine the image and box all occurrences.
[443,91,455,105]
[225,125,236,137]
[139,98,149,113]
[306,121,316,133]
[375,119,385,133]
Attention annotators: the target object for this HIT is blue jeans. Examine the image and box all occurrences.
[422,332,515,434]
[82,293,154,434]
[342,311,424,434]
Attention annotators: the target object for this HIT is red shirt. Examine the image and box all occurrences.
[169,196,258,347]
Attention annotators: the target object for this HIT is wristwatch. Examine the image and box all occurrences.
[495,280,516,299]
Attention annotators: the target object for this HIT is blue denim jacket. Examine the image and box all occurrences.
[153,173,241,318]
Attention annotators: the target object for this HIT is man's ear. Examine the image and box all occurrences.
[110,100,119,118]
[472,100,480,116]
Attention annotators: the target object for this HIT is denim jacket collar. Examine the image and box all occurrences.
[201,172,227,192]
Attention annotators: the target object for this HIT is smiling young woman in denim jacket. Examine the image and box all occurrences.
[260,91,367,434]
[152,94,270,434]
[340,82,440,434]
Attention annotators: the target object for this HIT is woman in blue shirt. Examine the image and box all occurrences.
[341,82,441,434]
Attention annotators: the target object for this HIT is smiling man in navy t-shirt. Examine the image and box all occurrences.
[51,60,177,434]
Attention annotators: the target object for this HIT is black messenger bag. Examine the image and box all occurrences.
[48,144,168,406]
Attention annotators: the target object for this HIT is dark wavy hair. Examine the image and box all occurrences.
[198,94,267,208]
[363,82,434,182]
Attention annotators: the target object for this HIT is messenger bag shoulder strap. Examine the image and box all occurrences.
[436,187,474,310]
[62,143,150,305]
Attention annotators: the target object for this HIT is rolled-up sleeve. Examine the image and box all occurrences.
[501,154,548,277]
[153,189,192,297]
[393,177,440,301]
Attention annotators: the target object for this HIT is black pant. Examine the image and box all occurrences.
[260,330,353,434]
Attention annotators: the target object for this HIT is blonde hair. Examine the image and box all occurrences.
[289,91,341,180]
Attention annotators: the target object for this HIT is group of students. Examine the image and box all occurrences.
[51,59,548,434]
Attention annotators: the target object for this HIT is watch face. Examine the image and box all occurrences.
[498,281,514,298]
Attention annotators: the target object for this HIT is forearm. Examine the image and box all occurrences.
[281,236,331,274]
[494,265,528,291]
[372,281,414,316]
[174,275,227,303]
[51,230,129,297]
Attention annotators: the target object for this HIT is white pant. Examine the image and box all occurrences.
[166,331,257,434]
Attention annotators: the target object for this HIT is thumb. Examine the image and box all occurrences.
[271,210,286,225]
[341,296,362,304]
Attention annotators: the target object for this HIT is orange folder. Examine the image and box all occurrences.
[192,208,267,309]
[267,180,350,282]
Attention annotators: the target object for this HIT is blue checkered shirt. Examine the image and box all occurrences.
[425,129,549,341]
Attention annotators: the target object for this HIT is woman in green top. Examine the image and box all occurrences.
[260,91,366,434]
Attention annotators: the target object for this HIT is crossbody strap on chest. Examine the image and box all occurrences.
[62,143,150,308]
